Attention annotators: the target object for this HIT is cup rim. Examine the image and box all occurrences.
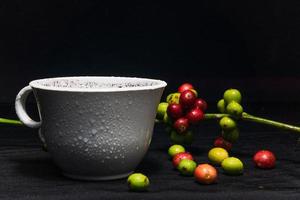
[29,76,167,92]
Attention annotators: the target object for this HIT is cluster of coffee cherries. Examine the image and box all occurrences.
[213,89,243,151]
[156,83,207,144]
[154,84,277,186]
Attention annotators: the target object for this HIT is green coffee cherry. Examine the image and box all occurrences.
[156,102,169,120]
[183,130,194,145]
[222,128,239,143]
[217,99,226,113]
[226,101,243,118]
[177,159,197,176]
[166,93,180,104]
[219,116,237,131]
[170,130,194,145]
[223,89,242,104]
[221,157,244,175]
[127,173,150,191]
[168,144,185,157]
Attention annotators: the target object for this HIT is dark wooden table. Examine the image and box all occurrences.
[0,103,300,200]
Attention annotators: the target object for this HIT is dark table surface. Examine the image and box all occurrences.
[1,103,300,200]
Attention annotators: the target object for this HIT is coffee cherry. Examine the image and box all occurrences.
[219,116,237,131]
[223,89,242,104]
[226,101,243,118]
[222,128,239,143]
[167,93,181,104]
[172,152,194,168]
[221,157,244,175]
[186,108,204,124]
[183,130,194,145]
[179,90,197,109]
[170,130,185,144]
[168,144,186,157]
[170,130,194,145]
[208,147,229,165]
[167,103,183,119]
[217,99,226,113]
[194,98,207,111]
[253,150,276,169]
[156,102,169,120]
[177,159,197,176]
[178,83,194,93]
[194,164,217,184]
[127,173,150,191]
[213,136,232,151]
[173,117,189,134]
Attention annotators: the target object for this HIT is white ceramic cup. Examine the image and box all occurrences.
[15,76,166,180]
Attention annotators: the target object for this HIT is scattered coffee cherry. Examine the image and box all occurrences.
[156,102,169,120]
[178,83,194,93]
[179,90,197,109]
[182,130,194,145]
[127,173,150,191]
[168,144,186,158]
[219,116,237,131]
[194,164,217,184]
[186,108,204,124]
[253,150,276,169]
[167,93,181,104]
[170,130,185,144]
[173,117,189,134]
[214,137,232,151]
[177,159,197,176]
[194,98,207,111]
[167,103,183,119]
[226,101,243,118]
[170,130,194,145]
[221,157,244,175]
[208,147,229,165]
[172,152,194,168]
[222,128,239,143]
[217,99,226,113]
[223,88,242,104]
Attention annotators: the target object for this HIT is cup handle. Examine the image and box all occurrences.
[15,86,42,128]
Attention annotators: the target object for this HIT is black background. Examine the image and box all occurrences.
[1,1,300,105]
[1,1,300,199]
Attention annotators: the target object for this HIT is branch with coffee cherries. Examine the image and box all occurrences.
[153,83,299,184]
[156,83,300,142]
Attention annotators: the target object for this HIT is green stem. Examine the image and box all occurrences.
[204,112,300,134]
[241,112,300,133]
[0,118,23,126]
[204,113,229,119]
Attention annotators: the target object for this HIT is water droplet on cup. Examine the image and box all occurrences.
[89,119,96,124]
[83,138,89,143]
[91,129,97,135]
